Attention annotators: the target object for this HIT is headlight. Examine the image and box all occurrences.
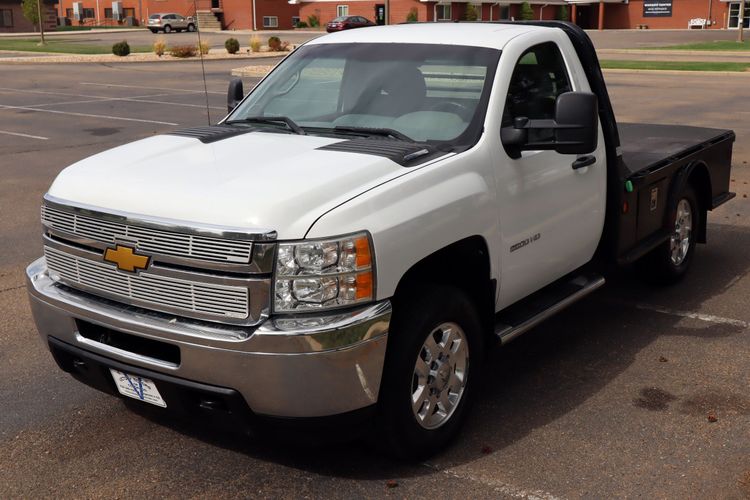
[273,232,374,313]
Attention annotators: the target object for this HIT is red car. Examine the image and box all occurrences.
[326,15,376,33]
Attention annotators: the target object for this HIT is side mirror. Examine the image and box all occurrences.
[501,91,598,155]
[227,78,244,114]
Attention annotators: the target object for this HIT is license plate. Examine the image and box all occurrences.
[110,369,167,408]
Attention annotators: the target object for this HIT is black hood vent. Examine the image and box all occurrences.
[317,138,442,167]
[165,125,254,144]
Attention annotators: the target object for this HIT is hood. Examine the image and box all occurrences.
[48,131,411,239]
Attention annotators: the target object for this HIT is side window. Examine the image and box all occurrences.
[502,42,571,141]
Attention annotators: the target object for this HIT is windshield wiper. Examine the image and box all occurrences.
[332,126,414,142]
[225,116,306,135]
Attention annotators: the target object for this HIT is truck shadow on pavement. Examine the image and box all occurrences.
[126,223,750,480]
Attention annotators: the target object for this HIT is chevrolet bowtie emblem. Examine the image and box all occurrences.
[104,245,150,273]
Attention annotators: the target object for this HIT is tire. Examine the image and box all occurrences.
[187,23,196,32]
[163,25,172,33]
[373,285,484,460]
[149,29,157,34]
[637,184,699,284]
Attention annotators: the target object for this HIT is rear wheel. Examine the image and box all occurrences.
[373,285,483,459]
[163,25,172,33]
[637,184,699,284]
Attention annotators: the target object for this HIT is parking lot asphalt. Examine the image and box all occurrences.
[1,60,749,498]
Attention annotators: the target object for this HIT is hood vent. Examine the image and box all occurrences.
[165,125,254,144]
[317,138,441,167]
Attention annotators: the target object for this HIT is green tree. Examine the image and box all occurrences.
[406,7,418,22]
[519,1,534,21]
[21,0,39,27]
[556,5,569,21]
[464,3,478,21]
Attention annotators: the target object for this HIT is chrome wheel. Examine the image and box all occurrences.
[670,198,693,266]
[411,322,469,430]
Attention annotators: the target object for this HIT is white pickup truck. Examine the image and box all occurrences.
[27,22,735,458]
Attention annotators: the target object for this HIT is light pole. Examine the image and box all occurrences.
[35,0,46,45]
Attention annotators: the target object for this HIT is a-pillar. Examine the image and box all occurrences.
[571,4,577,25]
[598,0,605,30]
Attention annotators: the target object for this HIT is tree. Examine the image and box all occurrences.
[519,1,534,21]
[21,0,39,27]
[556,5,569,21]
[464,3,478,21]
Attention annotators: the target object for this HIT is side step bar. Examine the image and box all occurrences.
[494,273,605,345]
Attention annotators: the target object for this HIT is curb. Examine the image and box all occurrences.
[602,68,750,76]
[0,51,288,65]
[598,48,750,57]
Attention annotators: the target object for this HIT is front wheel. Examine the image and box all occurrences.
[637,184,699,284]
[373,285,483,459]
[187,23,196,32]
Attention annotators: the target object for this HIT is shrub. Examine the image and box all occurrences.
[224,37,239,54]
[198,40,210,55]
[112,41,130,57]
[464,4,478,21]
[268,36,281,51]
[556,5,569,21]
[296,21,308,28]
[307,14,320,28]
[152,37,166,57]
[169,44,196,58]
[406,8,418,23]
[519,1,534,20]
[249,35,261,53]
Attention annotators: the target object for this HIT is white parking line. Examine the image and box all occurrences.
[0,104,178,126]
[0,129,48,140]
[80,82,224,95]
[629,302,748,328]
[25,93,178,108]
[423,463,561,500]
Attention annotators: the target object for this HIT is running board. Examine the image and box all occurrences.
[494,273,606,345]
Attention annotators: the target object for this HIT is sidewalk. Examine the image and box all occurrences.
[0,28,145,38]
[597,48,750,63]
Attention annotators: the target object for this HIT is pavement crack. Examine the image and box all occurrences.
[0,285,24,294]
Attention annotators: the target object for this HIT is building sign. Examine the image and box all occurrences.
[643,0,672,17]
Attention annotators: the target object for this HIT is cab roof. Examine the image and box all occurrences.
[307,22,549,50]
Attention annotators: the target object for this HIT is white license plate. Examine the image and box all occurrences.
[110,369,167,408]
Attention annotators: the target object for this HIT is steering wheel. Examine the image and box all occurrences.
[428,101,473,121]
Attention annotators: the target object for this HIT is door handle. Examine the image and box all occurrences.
[572,155,596,170]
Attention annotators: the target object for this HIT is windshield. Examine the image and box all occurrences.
[331,16,347,22]
[227,43,500,146]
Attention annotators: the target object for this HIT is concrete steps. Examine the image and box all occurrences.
[196,11,222,31]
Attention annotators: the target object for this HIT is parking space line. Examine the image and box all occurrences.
[603,299,748,328]
[25,93,179,108]
[0,129,48,140]
[81,82,224,95]
[423,463,561,500]
[0,86,137,100]
[0,104,178,126]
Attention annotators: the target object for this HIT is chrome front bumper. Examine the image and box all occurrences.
[26,257,390,418]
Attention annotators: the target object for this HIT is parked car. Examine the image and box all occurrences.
[326,15,375,32]
[148,13,196,33]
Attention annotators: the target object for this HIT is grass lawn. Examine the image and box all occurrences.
[54,26,145,31]
[600,60,750,72]
[650,40,750,51]
[0,38,150,54]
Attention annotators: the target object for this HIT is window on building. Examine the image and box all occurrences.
[337,5,349,17]
[292,15,300,26]
[728,2,750,29]
[65,8,73,18]
[499,6,510,19]
[263,16,278,28]
[435,4,451,20]
[123,8,134,18]
[83,8,95,18]
[0,9,12,27]
[104,8,112,18]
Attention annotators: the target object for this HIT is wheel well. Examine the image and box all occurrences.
[392,236,495,336]
[687,162,711,244]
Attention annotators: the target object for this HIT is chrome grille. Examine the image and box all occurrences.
[41,205,253,265]
[44,246,249,320]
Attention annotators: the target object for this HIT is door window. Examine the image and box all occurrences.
[502,42,571,147]
[728,2,750,28]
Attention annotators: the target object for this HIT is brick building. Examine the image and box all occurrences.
[296,0,749,30]
[0,0,56,32]
[52,0,300,30]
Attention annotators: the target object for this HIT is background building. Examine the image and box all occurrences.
[0,0,56,32]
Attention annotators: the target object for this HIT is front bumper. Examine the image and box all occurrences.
[26,257,390,418]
